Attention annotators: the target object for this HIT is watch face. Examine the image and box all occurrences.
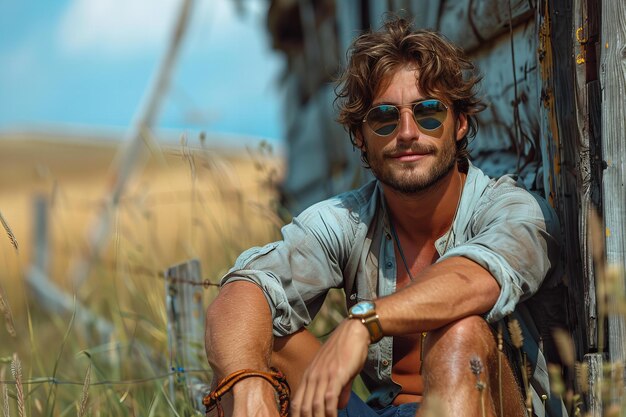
[351,301,375,315]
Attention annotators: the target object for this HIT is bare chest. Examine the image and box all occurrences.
[393,241,439,289]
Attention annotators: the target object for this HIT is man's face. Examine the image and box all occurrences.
[356,67,467,194]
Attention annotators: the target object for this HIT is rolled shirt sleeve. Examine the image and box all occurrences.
[439,178,561,323]
[220,196,360,336]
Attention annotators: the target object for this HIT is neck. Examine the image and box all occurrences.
[383,165,465,241]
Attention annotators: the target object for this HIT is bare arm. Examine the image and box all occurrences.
[205,281,278,416]
[377,256,500,333]
[291,256,500,417]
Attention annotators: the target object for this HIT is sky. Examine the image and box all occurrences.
[0,0,285,146]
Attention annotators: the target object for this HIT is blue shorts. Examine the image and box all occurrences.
[338,392,419,417]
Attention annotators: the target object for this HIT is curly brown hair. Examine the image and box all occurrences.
[335,17,485,170]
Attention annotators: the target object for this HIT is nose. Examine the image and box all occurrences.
[395,107,420,141]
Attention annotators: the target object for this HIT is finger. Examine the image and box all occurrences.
[292,370,317,417]
[312,376,329,417]
[323,377,343,417]
[290,374,306,417]
[300,371,319,417]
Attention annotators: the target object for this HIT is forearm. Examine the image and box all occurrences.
[377,257,500,334]
[205,280,274,377]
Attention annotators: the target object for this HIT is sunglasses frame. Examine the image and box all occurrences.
[362,99,449,137]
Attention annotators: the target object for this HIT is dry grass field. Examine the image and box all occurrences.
[4,135,622,416]
[0,133,286,416]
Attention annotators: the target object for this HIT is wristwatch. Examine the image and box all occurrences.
[348,301,383,344]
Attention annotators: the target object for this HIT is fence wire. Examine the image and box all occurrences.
[0,368,210,387]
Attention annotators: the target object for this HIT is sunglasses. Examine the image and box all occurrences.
[362,99,449,137]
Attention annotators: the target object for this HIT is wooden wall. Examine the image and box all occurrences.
[268,0,624,382]
[600,0,626,365]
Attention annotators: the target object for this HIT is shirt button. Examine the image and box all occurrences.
[382,359,389,366]
[385,261,393,268]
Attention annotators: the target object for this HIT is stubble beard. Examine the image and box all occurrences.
[367,135,458,194]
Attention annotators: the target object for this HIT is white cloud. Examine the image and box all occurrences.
[57,0,188,55]
[56,0,269,57]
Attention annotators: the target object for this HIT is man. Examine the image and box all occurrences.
[205,17,565,417]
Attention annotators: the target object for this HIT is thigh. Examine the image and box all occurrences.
[271,327,321,393]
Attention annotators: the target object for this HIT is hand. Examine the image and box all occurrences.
[290,319,370,417]
[230,378,281,417]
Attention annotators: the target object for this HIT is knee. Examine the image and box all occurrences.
[423,316,497,370]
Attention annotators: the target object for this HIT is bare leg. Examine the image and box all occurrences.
[418,316,526,417]
[271,328,322,393]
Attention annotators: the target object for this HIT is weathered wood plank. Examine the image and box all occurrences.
[600,0,626,366]
[573,0,600,353]
[537,0,590,357]
[438,0,534,53]
[70,0,194,288]
[584,353,604,417]
[468,22,542,186]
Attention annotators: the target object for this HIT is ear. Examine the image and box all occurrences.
[354,130,365,149]
[455,113,468,141]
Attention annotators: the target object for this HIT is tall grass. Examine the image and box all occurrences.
[2,136,625,416]
[0,136,285,416]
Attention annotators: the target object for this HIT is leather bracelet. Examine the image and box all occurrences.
[203,367,290,417]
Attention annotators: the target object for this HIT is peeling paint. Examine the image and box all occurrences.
[537,1,562,197]
[576,27,587,65]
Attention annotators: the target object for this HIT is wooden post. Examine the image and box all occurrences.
[573,0,602,354]
[600,0,626,369]
[26,196,133,348]
[537,0,591,359]
[32,195,49,275]
[71,0,195,288]
[164,259,210,411]
[584,353,604,417]
[439,0,533,53]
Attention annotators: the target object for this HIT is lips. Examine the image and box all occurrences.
[386,147,433,162]
[386,144,436,160]
[391,150,429,158]
[392,152,429,162]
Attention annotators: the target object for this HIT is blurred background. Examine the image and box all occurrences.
[0,0,623,415]
[0,0,285,142]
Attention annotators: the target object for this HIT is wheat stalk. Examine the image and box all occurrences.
[0,285,16,337]
[507,319,532,414]
[575,361,589,393]
[553,328,575,367]
[0,211,18,251]
[10,354,25,417]
[1,384,8,417]
[1,366,9,417]
[508,319,524,349]
[77,363,91,417]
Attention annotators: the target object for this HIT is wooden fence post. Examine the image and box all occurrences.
[600,0,626,372]
[164,259,210,411]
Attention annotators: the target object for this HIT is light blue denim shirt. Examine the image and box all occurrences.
[221,163,567,417]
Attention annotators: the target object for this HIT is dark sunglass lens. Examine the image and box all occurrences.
[413,100,447,130]
[367,105,399,136]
